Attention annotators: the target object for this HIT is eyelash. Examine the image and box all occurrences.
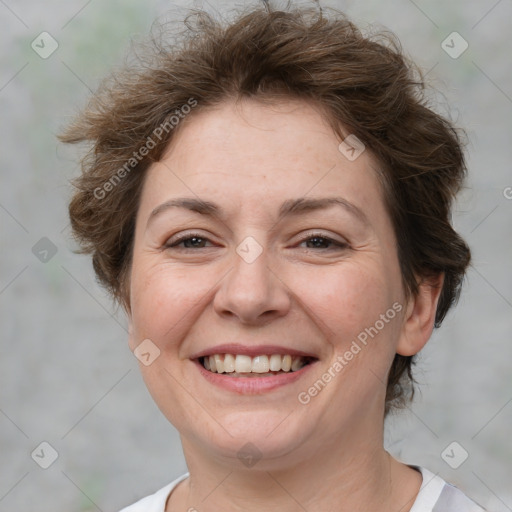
[164,232,348,251]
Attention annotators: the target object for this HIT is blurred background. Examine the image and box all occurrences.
[1,0,511,510]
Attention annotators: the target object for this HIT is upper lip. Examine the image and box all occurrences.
[189,344,319,360]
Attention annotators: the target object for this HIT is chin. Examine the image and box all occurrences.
[193,409,317,469]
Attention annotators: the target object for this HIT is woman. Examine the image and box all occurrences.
[60,3,486,511]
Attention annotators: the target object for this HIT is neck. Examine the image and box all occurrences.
[167,422,422,511]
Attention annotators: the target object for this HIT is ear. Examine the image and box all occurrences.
[126,309,138,352]
[396,273,444,356]
[120,284,137,350]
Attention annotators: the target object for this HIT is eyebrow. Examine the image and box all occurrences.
[147,196,370,227]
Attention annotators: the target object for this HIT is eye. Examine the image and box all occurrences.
[164,232,215,250]
[297,233,348,251]
[163,231,348,251]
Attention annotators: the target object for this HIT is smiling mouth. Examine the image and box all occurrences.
[199,354,317,377]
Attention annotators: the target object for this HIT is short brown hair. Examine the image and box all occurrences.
[60,2,471,414]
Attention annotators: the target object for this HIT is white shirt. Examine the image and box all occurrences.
[119,466,486,511]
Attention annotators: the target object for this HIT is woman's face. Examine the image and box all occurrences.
[128,98,415,467]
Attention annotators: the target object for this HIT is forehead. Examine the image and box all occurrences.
[138,98,387,225]
[164,98,351,174]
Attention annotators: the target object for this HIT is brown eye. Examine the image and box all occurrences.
[298,234,348,251]
[165,233,214,249]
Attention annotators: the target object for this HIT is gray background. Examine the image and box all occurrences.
[1,0,511,510]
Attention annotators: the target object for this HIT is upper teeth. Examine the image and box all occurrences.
[202,354,308,373]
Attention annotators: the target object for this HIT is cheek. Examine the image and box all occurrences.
[129,262,210,350]
[301,261,404,395]
[299,262,397,340]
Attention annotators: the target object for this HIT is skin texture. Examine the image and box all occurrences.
[126,98,442,511]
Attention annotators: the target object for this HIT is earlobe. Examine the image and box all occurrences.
[396,273,444,357]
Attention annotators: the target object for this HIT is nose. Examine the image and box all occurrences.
[213,243,291,325]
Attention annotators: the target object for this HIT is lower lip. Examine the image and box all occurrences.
[193,359,317,394]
